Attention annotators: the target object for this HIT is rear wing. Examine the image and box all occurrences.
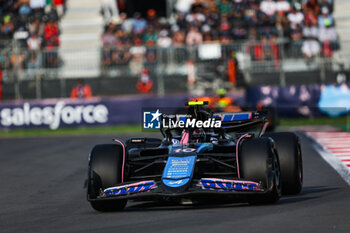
[172,111,265,126]
[213,112,252,122]
[213,111,266,123]
[212,111,268,136]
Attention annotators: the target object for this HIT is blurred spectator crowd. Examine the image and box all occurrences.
[102,0,338,72]
[0,0,66,70]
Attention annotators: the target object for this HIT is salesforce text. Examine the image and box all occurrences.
[0,101,108,130]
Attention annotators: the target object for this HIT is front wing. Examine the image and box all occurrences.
[88,178,266,202]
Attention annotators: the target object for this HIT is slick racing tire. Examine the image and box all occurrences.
[87,144,127,211]
[263,132,303,195]
[239,138,281,204]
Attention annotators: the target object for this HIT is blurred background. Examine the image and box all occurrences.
[0,0,349,132]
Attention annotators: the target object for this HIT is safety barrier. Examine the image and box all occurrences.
[0,39,349,100]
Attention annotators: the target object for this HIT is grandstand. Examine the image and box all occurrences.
[60,0,103,78]
[0,0,64,68]
[0,0,349,100]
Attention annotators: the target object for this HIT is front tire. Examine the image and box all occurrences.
[263,132,303,195]
[87,144,127,211]
[239,138,281,204]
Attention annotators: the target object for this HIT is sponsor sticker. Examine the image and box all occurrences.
[0,101,108,130]
[103,180,157,196]
[162,156,196,188]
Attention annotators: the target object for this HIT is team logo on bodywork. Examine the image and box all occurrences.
[103,180,157,196]
[199,178,262,191]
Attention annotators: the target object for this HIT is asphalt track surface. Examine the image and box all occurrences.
[1,132,350,233]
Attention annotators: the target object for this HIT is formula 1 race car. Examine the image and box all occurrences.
[87,101,303,211]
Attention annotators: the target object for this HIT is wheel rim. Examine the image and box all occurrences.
[274,154,281,192]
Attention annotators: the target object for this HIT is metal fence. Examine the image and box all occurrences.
[1,39,349,99]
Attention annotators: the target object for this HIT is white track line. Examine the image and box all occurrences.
[335,156,350,160]
[322,144,350,147]
[343,161,350,166]
[327,149,350,152]
[332,153,350,156]
[306,132,350,185]
[321,140,350,143]
[312,144,350,185]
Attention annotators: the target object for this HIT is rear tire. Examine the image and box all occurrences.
[263,132,303,195]
[87,144,127,211]
[239,138,281,204]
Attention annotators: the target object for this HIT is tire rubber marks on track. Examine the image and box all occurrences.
[306,130,350,185]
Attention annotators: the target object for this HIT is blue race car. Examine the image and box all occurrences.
[87,101,302,211]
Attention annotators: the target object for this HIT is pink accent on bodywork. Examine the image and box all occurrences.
[180,131,189,144]
[104,180,155,192]
[113,139,126,183]
[236,134,251,178]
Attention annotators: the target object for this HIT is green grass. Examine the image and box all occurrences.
[279,116,350,131]
[281,116,349,129]
[0,116,349,138]
[0,125,142,138]
[279,116,348,126]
